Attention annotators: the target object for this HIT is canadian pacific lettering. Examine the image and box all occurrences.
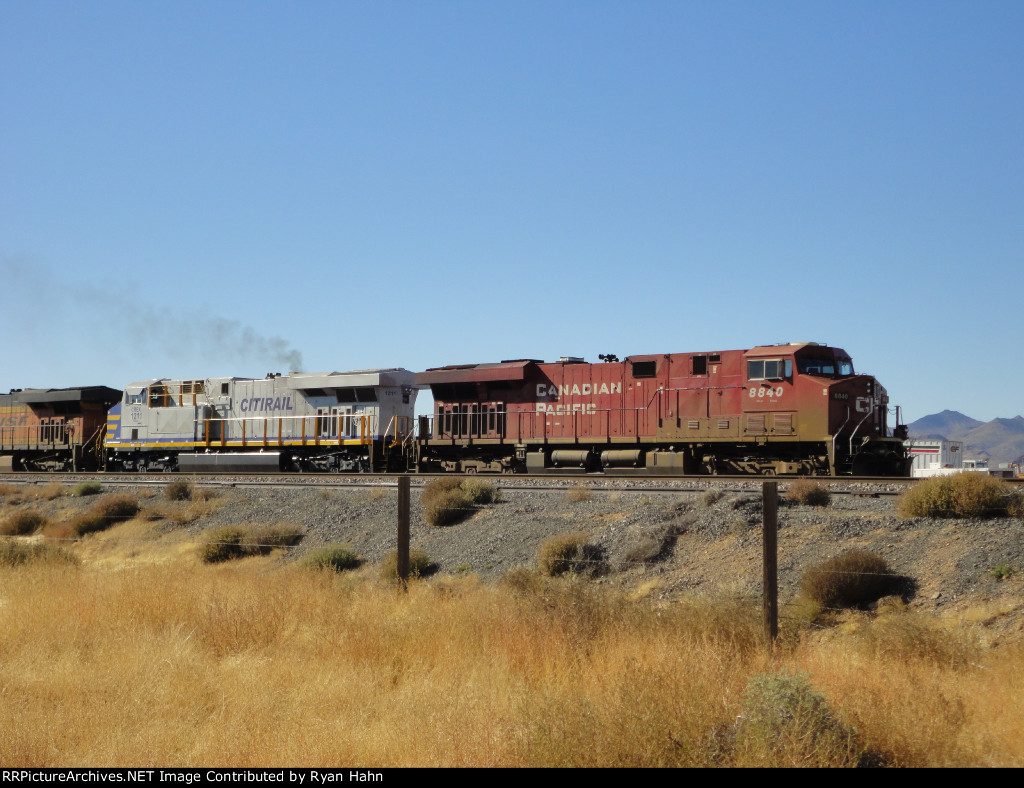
[535,382,621,398]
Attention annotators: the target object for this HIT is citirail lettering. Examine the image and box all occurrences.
[238,396,294,414]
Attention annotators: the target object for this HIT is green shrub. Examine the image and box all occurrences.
[734,672,864,767]
[165,479,194,501]
[300,544,361,572]
[0,509,49,536]
[379,549,435,581]
[0,541,79,567]
[798,550,899,609]
[897,473,1014,519]
[69,494,141,536]
[460,479,499,504]
[71,482,102,497]
[785,479,831,507]
[246,522,304,549]
[537,532,602,577]
[989,562,1016,581]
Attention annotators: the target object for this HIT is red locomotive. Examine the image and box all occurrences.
[415,342,910,476]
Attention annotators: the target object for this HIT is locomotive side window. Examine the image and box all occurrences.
[747,359,791,381]
[149,385,169,407]
[693,356,708,375]
[631,361,656,378]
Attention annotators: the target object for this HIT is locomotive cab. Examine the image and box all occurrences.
[775,343,907,475]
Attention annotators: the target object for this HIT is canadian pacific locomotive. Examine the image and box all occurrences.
[415,342,909,476]
[0,342,911,476]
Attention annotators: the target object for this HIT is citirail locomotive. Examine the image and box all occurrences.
[0,342,910,476]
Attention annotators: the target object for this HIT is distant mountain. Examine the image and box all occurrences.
[908,410,984,438]
[907,411,1024,467]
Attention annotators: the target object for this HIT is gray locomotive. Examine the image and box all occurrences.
[104,369,419,472]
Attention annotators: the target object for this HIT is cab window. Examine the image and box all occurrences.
[747,359,791,381]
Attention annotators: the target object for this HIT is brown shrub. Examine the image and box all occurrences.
[38,483,65,501]
[0,509,49,536]
[422,478,498,526]
[199,523,303,563]
[379,549,435,581]
[537,532,602,577]
[798,550,900,609]
[421,477,465,507]
[565,486,592,503]
[785,479,831,507]
[68,494,141,536]
[165,479,194,501]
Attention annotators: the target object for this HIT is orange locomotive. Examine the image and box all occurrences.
[0,386,121,471]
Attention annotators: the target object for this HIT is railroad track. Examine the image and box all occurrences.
[0,471,936,496]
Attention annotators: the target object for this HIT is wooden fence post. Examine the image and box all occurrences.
[397,476,410,590]
[762,480,779,647]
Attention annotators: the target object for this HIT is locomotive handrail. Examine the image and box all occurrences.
[832,406,852,472]
[848,402,876,456]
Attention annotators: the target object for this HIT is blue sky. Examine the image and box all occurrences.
[2,1,1021,423]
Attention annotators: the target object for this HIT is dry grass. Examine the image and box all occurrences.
[565,485,593,503]
[1,482,65,505]
[0,541,79,567]
[0,549,1022,767]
